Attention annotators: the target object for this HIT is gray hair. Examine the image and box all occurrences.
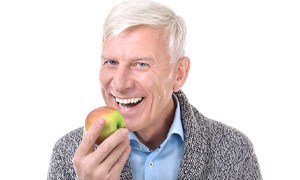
[102,0,187,63]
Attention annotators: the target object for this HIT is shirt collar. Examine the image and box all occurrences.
[167,93,184,141]
[128,93,184,143]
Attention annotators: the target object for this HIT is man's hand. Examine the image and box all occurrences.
[73,119,131,180]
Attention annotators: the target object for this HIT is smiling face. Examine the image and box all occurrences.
[100,26,188,136]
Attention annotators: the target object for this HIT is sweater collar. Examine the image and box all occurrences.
[121,90,205,179]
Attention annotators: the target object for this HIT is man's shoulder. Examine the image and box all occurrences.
[177,91,254,152]
[181,109,262,178]
[53,127,84,152]
[188,105,254,154]
[197,116,256,165]
[48,127,84,179]
[206,117,253,149]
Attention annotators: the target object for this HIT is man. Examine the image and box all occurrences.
[48,0,262,179]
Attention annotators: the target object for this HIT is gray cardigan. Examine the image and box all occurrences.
[48,90,262,179]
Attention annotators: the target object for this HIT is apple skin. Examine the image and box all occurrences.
[85,106,125,145]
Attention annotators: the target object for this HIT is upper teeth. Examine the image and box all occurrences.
[116,97,142,104]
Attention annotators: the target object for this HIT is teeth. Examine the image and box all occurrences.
[116,97,142,104]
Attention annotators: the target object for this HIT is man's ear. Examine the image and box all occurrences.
[173,56,190,92]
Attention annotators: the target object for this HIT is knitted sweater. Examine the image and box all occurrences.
[47,90,262,179]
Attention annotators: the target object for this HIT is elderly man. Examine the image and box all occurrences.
[48,1,262,179]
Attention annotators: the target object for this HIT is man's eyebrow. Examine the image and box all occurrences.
[101,55,155,61]
[132,56,154,61]
[101,55,116,60]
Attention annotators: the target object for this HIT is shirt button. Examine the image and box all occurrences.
[149,162,154,167]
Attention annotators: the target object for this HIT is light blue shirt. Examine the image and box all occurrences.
[128,95,184,180]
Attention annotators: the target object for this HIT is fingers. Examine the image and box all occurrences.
[92,128,130,165]
[76,119,106,158]
[94,135,131,177]
[73,120,131,179]
[109,145,131,175]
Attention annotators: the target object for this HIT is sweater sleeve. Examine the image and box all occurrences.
[236,148,263,180]
[47,128,83,180]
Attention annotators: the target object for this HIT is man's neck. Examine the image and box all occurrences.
[134,99,176,150]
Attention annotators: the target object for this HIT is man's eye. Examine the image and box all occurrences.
[135,62,149,68]
[104,60,118,65]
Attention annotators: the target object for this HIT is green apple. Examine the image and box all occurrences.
[85,106,125,145]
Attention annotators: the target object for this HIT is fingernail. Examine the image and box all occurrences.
[122,128,129,135]
[96,118,106,126]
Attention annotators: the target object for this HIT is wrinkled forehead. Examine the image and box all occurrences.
[101,26,171,63]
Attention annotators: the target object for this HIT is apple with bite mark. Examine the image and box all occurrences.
[85,106,125,145]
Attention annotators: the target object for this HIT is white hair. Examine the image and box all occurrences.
[102,0,187,63]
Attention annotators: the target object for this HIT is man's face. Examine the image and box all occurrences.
[100,26,179,133]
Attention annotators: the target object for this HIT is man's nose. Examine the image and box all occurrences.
[111,67,133,92]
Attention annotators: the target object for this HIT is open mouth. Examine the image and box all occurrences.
[115,96,144,109]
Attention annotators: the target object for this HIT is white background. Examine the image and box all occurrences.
[0,0,299,179]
